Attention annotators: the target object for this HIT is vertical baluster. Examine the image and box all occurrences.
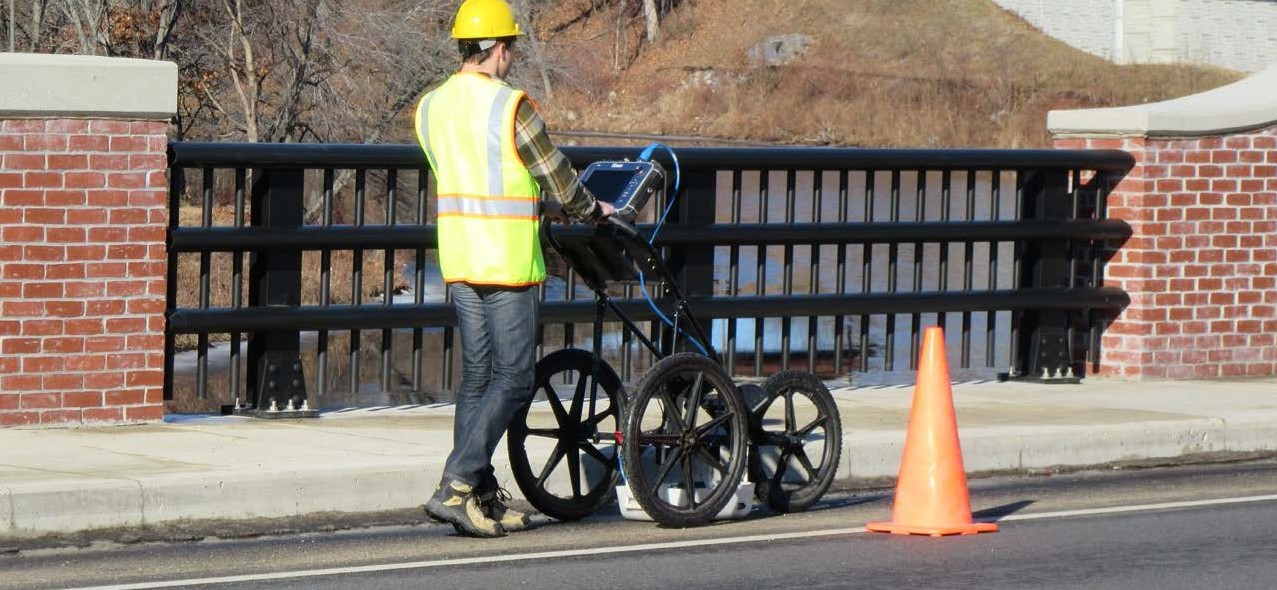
[412,169,427,393]
[1010,170,1024,377]
[834,170,849,376]
[1091,175,1112,375]
[808,171,822,374]
[351,169,365,398]
[909,170,925,370]
[230,168,246,406]
[727,170,742,376]
[1069,169,1081,287]
[1090,175,1106,375]
[885,170,900,371]
[754,170,768,377]
[987,170,1001,367]
[381,169,397,398]
[1067,168,1083,375]
[319,169,334,401]
[938,171,951,333]
[962,171,975,368]
[164,166,182,402]
[859,171,874,372]
[197,167,212,400]
[781,170,795,371]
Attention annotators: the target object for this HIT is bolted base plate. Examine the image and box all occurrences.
[232,407,321,420]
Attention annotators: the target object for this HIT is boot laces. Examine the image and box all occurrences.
[481,486,514,507]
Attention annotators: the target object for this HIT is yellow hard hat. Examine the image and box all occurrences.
[452,0,524,40]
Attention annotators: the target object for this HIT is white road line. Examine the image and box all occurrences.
[62,493,1277,590]
[993,493,1277,522]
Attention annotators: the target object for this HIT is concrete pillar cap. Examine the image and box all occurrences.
[0,52,177,119]
[1048,65,1277,137]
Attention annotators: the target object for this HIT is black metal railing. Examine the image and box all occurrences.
[165,143,1132,412]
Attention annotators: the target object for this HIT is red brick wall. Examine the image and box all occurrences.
[0,118,169,426]
[1055,126,1277,379]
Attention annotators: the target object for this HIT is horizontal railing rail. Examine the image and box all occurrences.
[169,142,1134,171]
[169,288,1130,333]
[165,141,1134,412]
[167,219,1130,252]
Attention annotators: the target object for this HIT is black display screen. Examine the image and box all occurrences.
[583,168,642,206]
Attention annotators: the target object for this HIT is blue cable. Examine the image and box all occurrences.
[637,143,681,245]
[637,267,709,356]
[633,143,704,355]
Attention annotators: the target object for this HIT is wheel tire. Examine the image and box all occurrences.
[621,353,749,527]
[749,370,842,513]
[508,349,624,521]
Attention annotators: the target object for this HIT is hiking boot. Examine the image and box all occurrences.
[478,487,532,532]
[424,480,506,538]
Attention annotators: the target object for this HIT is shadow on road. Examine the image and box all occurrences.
[972,499,1035,521]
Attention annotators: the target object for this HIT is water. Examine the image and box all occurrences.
[709,170,1018,373]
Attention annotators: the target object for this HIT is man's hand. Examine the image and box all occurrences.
[592,201,616,224]
[542,200,570,227]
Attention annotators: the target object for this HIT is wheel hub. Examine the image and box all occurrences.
[680,430,698,449]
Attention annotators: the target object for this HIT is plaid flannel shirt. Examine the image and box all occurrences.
[512,99,600,221]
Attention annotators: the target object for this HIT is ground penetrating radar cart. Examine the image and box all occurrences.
[507,148,843,527]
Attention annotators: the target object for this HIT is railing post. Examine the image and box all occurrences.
[663,167,717,356]
[1015,169,1080,382]
[246,168,309,412]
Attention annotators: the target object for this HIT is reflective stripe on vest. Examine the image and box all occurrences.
[437,195,539,219]
[414,73,544,286]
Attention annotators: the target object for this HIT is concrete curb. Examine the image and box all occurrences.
[1,486,13,532]
[136,465,437,524]
[6,465,439,535]
[8,417,1277,537]
[842,417,1277,480]
[9,479,143,534]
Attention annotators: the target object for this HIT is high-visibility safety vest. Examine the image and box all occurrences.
[414,72,544,286]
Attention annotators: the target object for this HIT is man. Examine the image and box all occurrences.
[415,0,615,538]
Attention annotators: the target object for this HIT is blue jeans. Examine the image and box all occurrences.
[442,282,538,489]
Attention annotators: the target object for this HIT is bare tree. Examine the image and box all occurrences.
[30,0,50,49]
[319,0,453,144]
[4,0,181,56]
[190,0,335,143]
[62,0,108,54]
[509,0,553,101]
[5,0,15,51]
[642,0,656,42]
[146,0,182,58]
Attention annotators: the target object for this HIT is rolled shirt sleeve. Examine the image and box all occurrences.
[513,98,600,221]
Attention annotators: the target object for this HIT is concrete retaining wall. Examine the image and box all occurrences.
[994,0,1277,72]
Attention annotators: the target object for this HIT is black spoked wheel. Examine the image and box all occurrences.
[621,353,748,527]
[749,370,842,513]
[508,348,624,521]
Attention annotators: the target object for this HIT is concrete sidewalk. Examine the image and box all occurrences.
[2,377,1275,538]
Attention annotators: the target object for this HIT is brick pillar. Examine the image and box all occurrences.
[0,55,176,426]
[1050,68,1277,380]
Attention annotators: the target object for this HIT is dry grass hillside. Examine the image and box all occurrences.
[530,0,1242,147]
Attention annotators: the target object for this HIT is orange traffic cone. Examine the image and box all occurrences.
[866,326,997,537]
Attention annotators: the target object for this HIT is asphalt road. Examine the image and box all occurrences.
[6,461,1277,590]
